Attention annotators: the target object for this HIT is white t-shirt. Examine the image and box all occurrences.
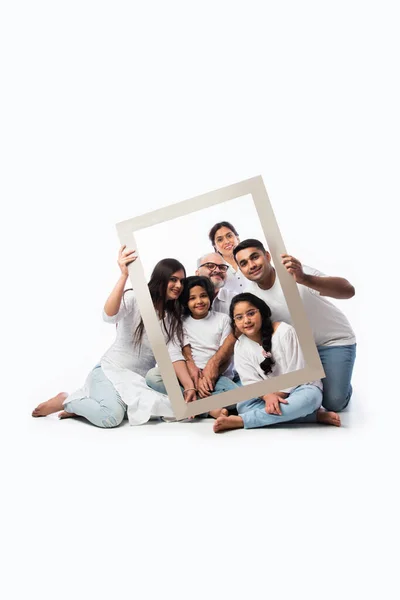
[183,310,234,379]
[245,266,356,347]
[211,287,237,315]
[223,264,245,294]
[234,321,322,394]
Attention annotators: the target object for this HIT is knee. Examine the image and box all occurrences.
[322,391,351,412]
[145,368,161,387]
[98,405,125,428]
[145,368,166,394]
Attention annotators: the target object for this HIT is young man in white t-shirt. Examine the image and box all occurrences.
[233,239,356,413]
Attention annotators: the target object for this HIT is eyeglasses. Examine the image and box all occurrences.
[233,309,260,322]
[199,262,229,273]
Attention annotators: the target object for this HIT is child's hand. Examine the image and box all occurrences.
[264,393,289,415]
[185,360,201,389]
[183,389,197,403]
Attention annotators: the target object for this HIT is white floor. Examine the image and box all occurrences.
[6,370,393,600]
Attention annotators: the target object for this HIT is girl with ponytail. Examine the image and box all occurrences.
[213,293,341,432]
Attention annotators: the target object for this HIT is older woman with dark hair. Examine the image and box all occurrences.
[208,221,244,294]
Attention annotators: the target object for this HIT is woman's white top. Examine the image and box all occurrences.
[182,310,235,379]
[234,321,322,394]
[64,290,176,425]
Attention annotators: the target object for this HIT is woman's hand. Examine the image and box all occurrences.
[264,393,289,415]
[118,245,137,277]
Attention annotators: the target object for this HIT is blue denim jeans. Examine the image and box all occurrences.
[237,384,322,429]
[64,365,126,428]
[145,367,238,415]
[317,344,356,412]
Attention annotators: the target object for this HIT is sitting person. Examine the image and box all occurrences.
[233,239,356,413]
[32,247,192,427]
[146,275,239,417]
[213,293,341,433]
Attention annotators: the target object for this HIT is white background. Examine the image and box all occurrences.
[1,1,398,599]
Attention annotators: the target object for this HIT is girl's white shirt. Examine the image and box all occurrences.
[234,321,322,394]
[182,310,234,379]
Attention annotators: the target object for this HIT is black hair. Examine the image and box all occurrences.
[208,221,239,252]
[133,258,186,346]
[180,276,215,316]
[229,292,275,376]
[232,239,267,263]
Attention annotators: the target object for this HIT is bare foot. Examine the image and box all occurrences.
[317,408,341,427]
[58,410,76,419]
[213,415,244,433]
[32,392,68,417]
[209,408,229,419]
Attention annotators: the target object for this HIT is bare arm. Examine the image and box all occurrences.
[172,360,197,403]
[199,332,237,394]
[301,274,355,299]
[104,246,137,316]
[281,254,355,299]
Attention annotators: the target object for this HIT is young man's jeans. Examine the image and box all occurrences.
[317,344,356,412]
[237,384,322,429]
[64,364,126,428]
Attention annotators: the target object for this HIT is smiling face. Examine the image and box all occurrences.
[187,285,211,319]
[235,247,273,286]
[196,252,229,291]
[214,226,240,258]
[232,300,262,341]
[165,269,186,301]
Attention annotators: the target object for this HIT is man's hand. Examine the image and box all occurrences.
[264,393,289,415]
[197,373,213,398]
[281,254,306,284]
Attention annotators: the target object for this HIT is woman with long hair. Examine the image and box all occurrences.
[213,293,341,432]
[32,246,189,427]
[208,221,244,294]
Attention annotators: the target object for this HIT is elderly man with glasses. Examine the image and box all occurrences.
[195,252,237,315]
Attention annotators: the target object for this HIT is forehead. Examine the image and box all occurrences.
[215,226,235,239]
[201,253,226,264]
[233,301,254,313]
[189,285,208,295]
[170,269,185,279]
[236,247,263,261]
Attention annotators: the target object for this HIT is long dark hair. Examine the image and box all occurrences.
[229,292,275,376]
[180,276,215,316]
[133,258,186,346]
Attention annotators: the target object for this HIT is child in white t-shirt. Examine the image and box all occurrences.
[179,275,239,417]
[213,292,341,432]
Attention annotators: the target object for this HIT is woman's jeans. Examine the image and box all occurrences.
[64,365,126,428]
[317,344,356,411]
[237,384,322,429]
